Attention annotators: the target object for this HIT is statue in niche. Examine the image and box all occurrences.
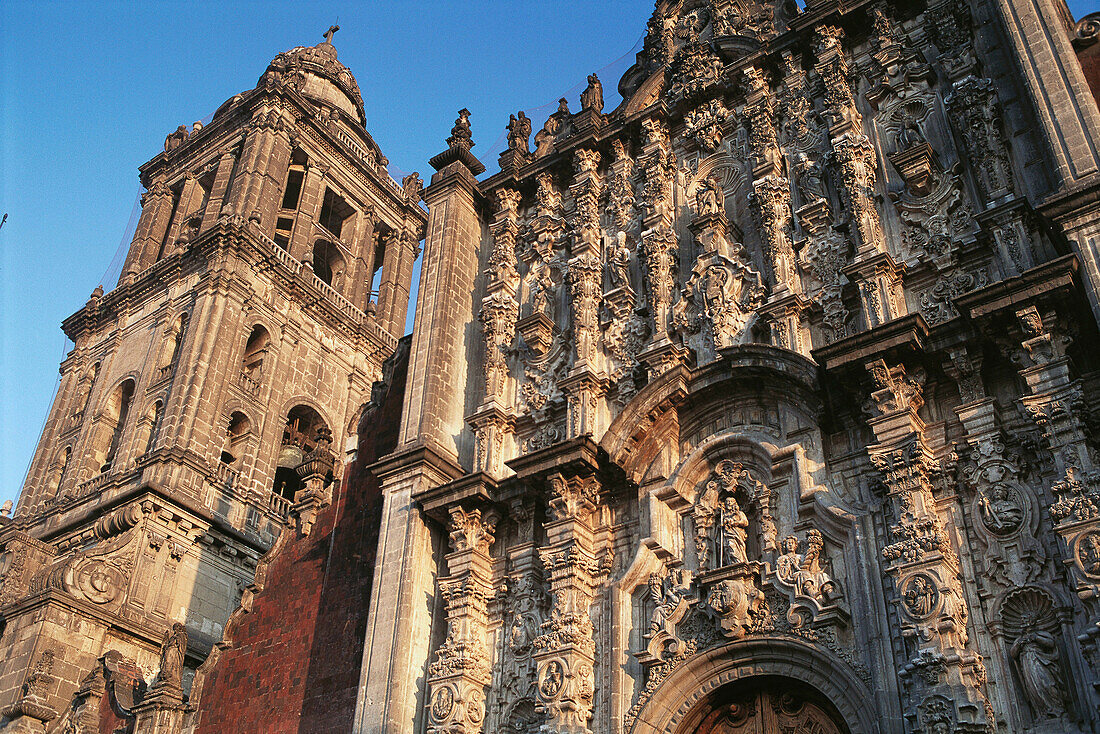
[1011,629,1068,718]
[897,115,927,151]
[530,263,557,319]
[581,74,604,113]
[507,111,532,154]
[719,496,749,566]
[695,175,724,217]
[978,484,1025,536]
[154,622,187,690]
[608,232,631,289]
[794,152,826,204]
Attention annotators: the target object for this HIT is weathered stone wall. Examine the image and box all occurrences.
[186,339,406,734]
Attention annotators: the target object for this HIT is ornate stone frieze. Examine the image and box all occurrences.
[684,99,730,153]
[673,250,763,359]
[946,76,1015,204]
[831,132,886,257]
[427,502,500,734]
[666,42,724,104]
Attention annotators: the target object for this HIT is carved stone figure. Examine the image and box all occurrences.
[534,114,562,158]
[719,496,749,566]
[897,115,927,150]
[154,622,187,691]
[447,108,473,149]
[776,536,802,585]
[1010,630,1067,718]
[164,125,189,152]
[695,175,724,217]
[902,575,937,619]
[580,74,604,113]
[794,152,827,204]
[608,232,631,289]
[1078,532,1100,576]
[977,485,1025,536]
[507,111,532,154]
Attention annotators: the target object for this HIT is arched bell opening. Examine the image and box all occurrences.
[312,238,346,290]
[272,404,330,501]
[681,675,849,734]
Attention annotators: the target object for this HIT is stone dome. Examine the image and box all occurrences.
[258,37,366,125]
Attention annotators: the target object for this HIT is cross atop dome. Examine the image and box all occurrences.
[323,24,340,45]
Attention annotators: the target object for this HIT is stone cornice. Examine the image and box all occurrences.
[61,218,400,359]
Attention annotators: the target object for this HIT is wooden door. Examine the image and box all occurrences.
[694,685,844,734]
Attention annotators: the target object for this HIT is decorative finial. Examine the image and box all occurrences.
[323,24,340,44]
[1,500,12,517]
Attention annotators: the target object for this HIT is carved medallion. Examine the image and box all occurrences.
[430,685,455,722]
[540,660,564,699]
[900,573,939,620]
[74,560,124,604]
[976,485,1025,537]
[1076,532,1100,578]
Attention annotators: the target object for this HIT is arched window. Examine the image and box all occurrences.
[99,379,136,472]
[242,326,270,378]
[221,411,251,465]
[271,405,328,501]
[312,239,346,289]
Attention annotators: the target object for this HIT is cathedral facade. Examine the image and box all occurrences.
[5,1,1100,733]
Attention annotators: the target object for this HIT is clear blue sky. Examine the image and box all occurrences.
[1,1,1096,508]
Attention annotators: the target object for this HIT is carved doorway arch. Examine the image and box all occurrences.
[683,676,847,734]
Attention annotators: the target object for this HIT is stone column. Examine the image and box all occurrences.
[533,471,601,734]
[378,229,420,336]
[123,177,174,277]
[395,120,485,457]
[742,66,798,296]
[988,0,1100,187]
[224,107,284,225]
[636,117,683,375]
[470,188,520,477]
[356,115,487,734]
[289,162,328,263]
[163,173,203,253]
[862,359,993,732]
[200,150,238,233]
[425,503,499,734]
[814,24,905,330]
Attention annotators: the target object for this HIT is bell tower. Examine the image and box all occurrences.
[0,28,425,733]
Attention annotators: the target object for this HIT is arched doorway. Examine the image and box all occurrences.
[683,676,847,734]
[626,638,878,734]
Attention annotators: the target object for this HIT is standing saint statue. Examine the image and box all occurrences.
[507,111,532,154]
[695,175,723,217]
[719,496,749,566]
[1011,629,1067,719]
[581,73,604,113]
[154,622,188,691]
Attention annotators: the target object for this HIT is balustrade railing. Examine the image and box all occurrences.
[268,491,292,518]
